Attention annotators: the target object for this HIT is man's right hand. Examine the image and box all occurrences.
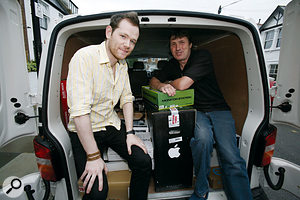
[159,83,176,96]
[80,158,108,194]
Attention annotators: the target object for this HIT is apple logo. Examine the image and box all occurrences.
[168,144,181,158]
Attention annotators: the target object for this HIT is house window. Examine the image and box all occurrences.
[40,15,48,30]
[264,30,274,49]
[276,28,282,48]
[269,64,278,80]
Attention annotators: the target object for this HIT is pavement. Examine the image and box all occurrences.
[0,136,37,188]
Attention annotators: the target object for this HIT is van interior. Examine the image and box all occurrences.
[60,27,248,136]
[57,26,249,196]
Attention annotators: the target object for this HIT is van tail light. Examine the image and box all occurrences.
[261,127,277,166]
[33,136,58,182]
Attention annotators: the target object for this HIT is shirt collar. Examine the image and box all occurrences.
[98,41,110,65]
[98,41,127,66]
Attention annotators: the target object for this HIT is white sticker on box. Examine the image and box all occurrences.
[168,107,180,128]
[169,136,182,144]
[169,129,181,135]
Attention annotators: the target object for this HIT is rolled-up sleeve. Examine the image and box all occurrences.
[119,70,134,108]
[67,51,93,118]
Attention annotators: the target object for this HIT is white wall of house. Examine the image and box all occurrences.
[260,7,284,80]
[261,27,282,77]
[24,0,65,61]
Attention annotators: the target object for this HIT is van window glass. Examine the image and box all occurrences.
[127,57,168,73]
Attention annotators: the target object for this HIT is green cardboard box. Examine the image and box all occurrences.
[142,86,194,110]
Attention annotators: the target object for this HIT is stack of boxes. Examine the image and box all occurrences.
[142,86,196,192]
[100,86,197,198]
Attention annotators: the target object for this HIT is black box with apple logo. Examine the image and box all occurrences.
[146,102,196,192]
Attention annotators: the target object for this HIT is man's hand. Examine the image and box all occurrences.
[126,134,148,155]
[159,83,176,96]
[80,158,108,194]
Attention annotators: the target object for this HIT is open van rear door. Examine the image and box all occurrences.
[271,0,300,132]
[0,0,37,147]
[269,0,300,197]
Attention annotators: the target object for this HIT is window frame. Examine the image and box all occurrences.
[276,28,282,48]
[269,64,278,79]
[264,30,275,49]
[40,14,48,30]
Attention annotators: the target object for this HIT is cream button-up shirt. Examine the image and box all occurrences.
[67,41,133,132]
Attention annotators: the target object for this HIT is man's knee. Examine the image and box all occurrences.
[137,153,152,171]
[83,190,108,200]
[82,172,109,200]
[190,135,212,149]
[131,146,152,171]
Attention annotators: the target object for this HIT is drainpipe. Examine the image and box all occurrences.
[30,0,42,73]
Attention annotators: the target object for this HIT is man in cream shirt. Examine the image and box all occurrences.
[67,12,151,200]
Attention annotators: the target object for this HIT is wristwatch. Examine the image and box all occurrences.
[126,130,135,135]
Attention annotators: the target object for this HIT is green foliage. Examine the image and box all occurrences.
[27,60,37,72]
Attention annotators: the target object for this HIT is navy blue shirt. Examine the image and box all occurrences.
[154,50,230,112]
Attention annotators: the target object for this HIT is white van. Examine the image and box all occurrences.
[1,0,300,199]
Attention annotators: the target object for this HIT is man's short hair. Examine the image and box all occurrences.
[170,29,192,44]
[110,12,140,32]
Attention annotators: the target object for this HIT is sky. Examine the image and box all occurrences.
[71,0,292,24]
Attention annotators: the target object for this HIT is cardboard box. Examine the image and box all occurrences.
[208,166,223,189]
[77,170,131,199]
[142,86,194,110]
[107,170,131,200]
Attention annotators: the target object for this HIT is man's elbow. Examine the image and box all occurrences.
[149,77,159,89]
[149,79,154,88]
[175,83,189,91]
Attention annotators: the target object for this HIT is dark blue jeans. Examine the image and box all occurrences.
[190,111,252,200]
[69,124,152,200]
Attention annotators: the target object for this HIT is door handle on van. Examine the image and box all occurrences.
[263,164,285,190]
[271,102,292,113]
[14,112,39,125]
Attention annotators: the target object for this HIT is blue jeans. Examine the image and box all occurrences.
[190,111,252,200]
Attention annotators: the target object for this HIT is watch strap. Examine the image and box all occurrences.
[126,130,135,135]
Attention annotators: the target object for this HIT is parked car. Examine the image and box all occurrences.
[1,0,300,199]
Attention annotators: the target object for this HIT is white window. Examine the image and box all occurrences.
[264,30,274,49]
[276,28,282,48]
[269,64,278,79]
[40,15,48,30]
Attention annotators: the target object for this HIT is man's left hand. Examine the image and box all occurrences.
[126,134,148,155]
